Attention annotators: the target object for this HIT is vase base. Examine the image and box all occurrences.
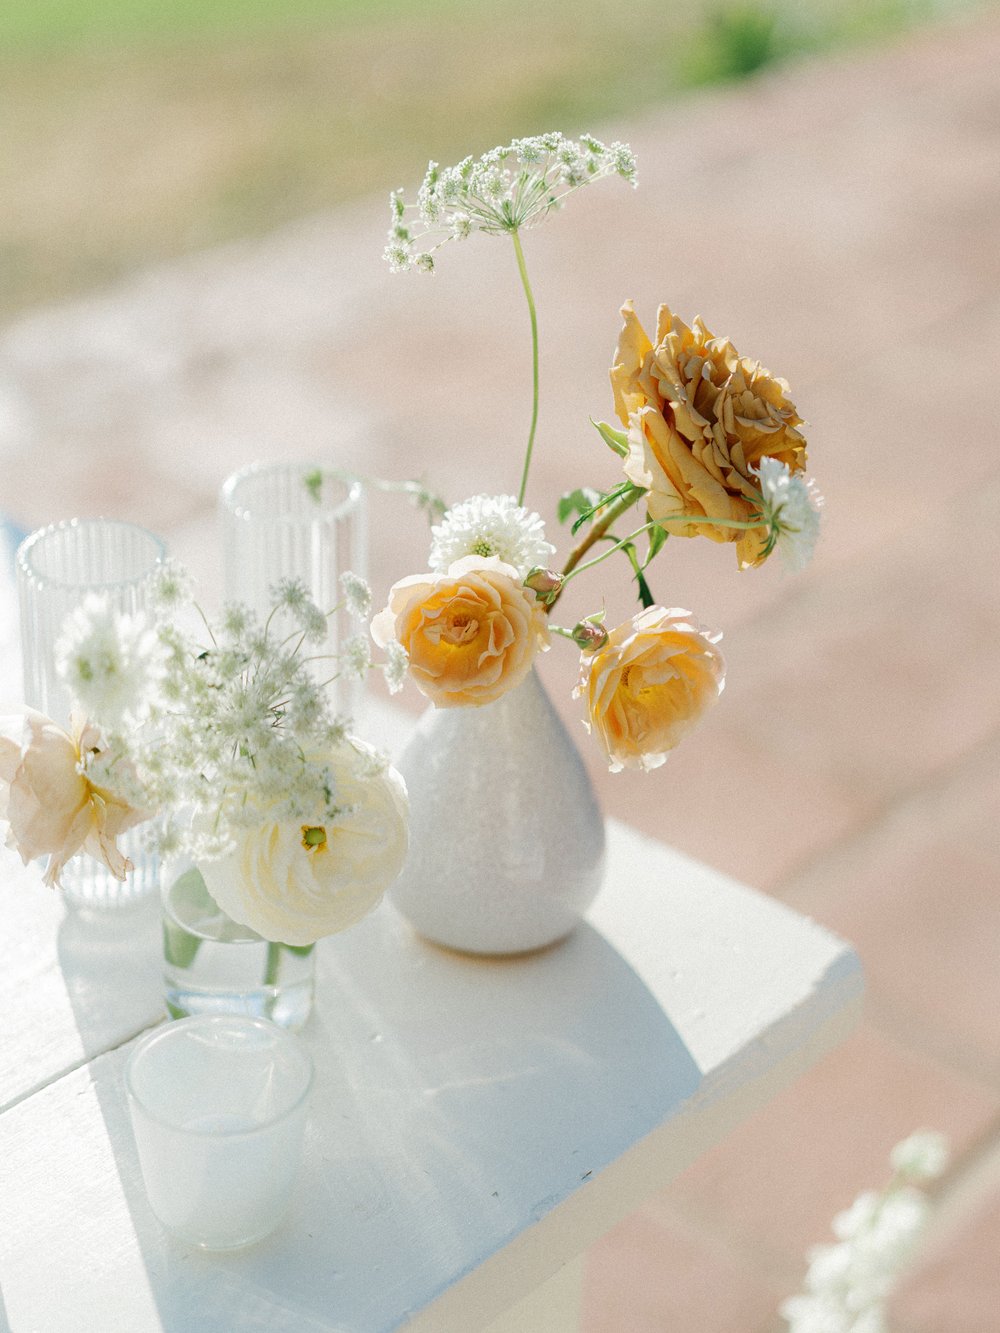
[389,893,592,959]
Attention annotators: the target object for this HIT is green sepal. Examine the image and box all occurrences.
[590,418,629,458]
[619,540,656,609]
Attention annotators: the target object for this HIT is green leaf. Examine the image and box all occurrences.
[558,487,603,525]
[590,417,629,458]
[303,468,324,504]
[569,481,644,535]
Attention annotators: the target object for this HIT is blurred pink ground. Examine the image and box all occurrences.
[1,11,999,1329]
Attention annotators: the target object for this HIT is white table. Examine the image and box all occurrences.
[0,554,862,1332]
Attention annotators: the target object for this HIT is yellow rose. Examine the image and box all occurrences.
[575,607,725,772]
[0,709,148,887]
[199,739,409,946]
[371,555,550,707]
[610,300,807,567]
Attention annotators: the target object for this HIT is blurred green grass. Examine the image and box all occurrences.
[0,0,987,319]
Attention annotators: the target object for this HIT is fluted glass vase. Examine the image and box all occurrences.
[389,669,605,955]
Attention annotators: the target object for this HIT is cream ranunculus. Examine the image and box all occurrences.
[0,709,149,887]
[199,739,409,945]
[370,555,550,707]
[575,607,726,772]
[610,300,807,568]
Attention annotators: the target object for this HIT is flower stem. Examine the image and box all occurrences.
[559,512,767,592]
[512,229,540,507]
[545,491,641,612]
[264,941,283,989]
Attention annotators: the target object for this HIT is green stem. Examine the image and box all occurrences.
[561,513,766,590]
[512,229,540,506]
[264,941,283,989]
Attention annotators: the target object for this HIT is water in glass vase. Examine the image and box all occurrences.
[162,865,314,1029]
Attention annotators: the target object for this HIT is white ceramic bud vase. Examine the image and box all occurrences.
[389,669,605,954]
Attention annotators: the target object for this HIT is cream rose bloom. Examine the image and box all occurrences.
[0,709,148,887]
[371,555,550,707]
[199,739,408,945]
[575,607,726,772]
[610,300,807,568]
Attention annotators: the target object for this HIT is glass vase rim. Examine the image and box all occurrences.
[220,460,364,523]
[16,517,167,593]
[125,1014,314,1136]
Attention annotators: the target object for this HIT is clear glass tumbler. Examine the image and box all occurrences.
[16,518,167,910]
[220,462,367,718]
[126,1014,313,1250]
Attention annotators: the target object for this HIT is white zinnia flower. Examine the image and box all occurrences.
[55,594,165,727]
[753,456,824,572]
[429,493,554,578]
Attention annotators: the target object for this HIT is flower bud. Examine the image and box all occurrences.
[524,567,564,602]
[571,620,609,652]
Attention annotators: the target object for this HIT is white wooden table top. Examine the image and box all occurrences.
[0,556,863,1333]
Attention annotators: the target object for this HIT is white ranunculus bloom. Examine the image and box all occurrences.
[200,739,408,945]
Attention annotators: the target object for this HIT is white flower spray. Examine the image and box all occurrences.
[55,565,393,864]
[781,1130,949,1333]
[386,133,637,507]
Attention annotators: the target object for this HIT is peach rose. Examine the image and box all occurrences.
[371,555,550,707]
[575,607,725,772]
[199,740,409,945]
[610,300,807,568]
[0,709,149,887]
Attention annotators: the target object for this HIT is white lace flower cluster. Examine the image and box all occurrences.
[56,560,388,861]
[429,493,555,578]
[384,132,637,273]
[753,457,824,572]
[781,1130,949,1333]
[56,595,166,729]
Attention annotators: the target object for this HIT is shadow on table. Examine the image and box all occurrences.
[229,904,704,1329]
[56,898,164,1055]
[46,899,701,1332]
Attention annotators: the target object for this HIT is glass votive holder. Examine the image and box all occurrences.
[16,517,167,911]
[220,461,367,718]
[125,1015,313,1250]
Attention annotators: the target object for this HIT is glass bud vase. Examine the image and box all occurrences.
[16,517,167,912]
[389,668,606,955]
[162,860,315,1030]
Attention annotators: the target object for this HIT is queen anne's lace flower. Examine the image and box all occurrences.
[385,133,637,272]
[55,595,165,728]
[429,494,554,578]
[339,571,373,620]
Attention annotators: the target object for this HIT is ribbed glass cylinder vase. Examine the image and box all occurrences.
[220,462,367,718]
[390,669,606,955]
[16,518,166,911]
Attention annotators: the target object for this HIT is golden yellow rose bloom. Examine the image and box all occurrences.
[371,555,550,707]
[610,300,807,568]
[575,607,726,772]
